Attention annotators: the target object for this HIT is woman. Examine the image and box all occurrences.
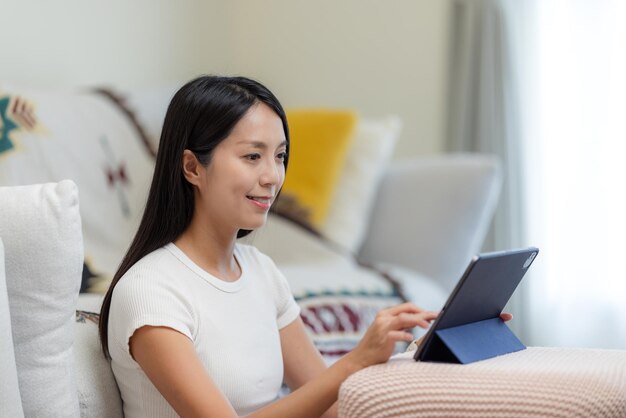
[99,75,439,417]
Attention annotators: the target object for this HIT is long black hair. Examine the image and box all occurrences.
[99,76,290,358]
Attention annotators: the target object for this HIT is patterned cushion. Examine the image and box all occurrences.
[295,285,403,361]
[0,86,155,293]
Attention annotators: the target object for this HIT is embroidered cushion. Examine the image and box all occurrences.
[0,86,154,292]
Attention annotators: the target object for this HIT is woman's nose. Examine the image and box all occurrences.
[260,160,281,186]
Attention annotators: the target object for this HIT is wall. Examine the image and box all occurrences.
[202,0,451,156]
[0,0,450,155]
[0,0,208,89]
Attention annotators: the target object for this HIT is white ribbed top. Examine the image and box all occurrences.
[108,243,300,417]
[339,347,626,417]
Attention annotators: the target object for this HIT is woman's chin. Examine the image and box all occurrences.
[241,216,269,231]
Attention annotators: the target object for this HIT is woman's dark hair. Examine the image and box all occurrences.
[99,75,290,358]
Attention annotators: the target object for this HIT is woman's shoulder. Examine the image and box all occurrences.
[126,245,173,274]
[115,245,181,291]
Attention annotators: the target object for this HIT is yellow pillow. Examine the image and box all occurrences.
[276,109,357,229]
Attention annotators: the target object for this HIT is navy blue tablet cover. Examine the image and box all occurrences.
[414,247,538,364]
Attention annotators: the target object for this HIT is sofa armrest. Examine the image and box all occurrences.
[357,154,502,292]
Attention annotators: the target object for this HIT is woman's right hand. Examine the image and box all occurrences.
[348,303,438,368]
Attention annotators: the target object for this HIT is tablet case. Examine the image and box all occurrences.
[421,318,526,364]
[414,247,537,364]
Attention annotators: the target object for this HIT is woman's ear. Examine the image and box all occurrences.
[181,150,202,186]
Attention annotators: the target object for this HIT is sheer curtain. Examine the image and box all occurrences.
[523,0,626,348]
[445,0,532,339]
[447,0,626,348]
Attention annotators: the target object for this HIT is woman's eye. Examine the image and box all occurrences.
[246,153,261,161]
[276,152,287,161]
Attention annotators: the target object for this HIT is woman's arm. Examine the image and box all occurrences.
[279,317,338,418]
[280,318,327,390]
[130,326,238,417]
[131,303,437,418]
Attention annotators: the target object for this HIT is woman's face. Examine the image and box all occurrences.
[195,102,287,233]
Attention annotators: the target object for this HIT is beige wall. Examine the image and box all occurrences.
[0,0,206,88]
[201,1,451,156]
[0,0,450,155]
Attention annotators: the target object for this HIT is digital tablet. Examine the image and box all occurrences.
[413,247,539,363]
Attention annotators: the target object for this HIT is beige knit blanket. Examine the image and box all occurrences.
[339,347,626,417]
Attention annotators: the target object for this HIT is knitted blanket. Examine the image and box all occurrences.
[339,347,626,417]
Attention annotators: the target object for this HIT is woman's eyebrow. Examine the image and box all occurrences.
[236,140,287,149]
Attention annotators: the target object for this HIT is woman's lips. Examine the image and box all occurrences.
[246,195,272,210]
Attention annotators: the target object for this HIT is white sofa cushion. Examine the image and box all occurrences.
[0,238,25,418]
[0,181,82,417]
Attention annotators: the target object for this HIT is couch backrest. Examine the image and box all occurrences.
[359,155,502,292]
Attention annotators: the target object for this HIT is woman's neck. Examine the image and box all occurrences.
[174,218,241,282]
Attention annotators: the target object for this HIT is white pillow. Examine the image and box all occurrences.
[0,238,25,418]
[320,116,402,253]
[0,181,82,417]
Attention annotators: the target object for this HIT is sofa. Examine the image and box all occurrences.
[0,84,501,417]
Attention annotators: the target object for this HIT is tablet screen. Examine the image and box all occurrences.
[414,247,538,362]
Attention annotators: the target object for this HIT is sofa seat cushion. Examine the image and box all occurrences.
[339,347,626,417]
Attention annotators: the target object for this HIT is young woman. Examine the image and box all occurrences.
[99,75,439,418]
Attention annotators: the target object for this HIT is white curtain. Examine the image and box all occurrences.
[449,0,626,348]
[522,0,626,349]
[446,0,531,339]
